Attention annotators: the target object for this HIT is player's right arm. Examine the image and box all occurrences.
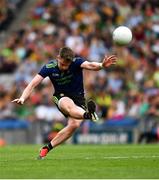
[12,74,44,104]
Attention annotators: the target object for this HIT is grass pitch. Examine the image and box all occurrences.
[0,144,159,179]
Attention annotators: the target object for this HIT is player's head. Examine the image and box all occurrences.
[57,47,74,71]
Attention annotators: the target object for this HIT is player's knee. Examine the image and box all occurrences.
[68,121,81,130]
[59,104,73,116]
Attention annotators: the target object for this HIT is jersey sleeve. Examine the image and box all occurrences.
[38,65,49,78]
[74,57,85,68]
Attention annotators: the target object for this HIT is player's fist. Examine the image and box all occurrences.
[12,98,25,105]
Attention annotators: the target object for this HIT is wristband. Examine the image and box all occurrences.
[20,98,25,102]
[99,63,103,69]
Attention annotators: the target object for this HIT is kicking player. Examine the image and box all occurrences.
[12,47,117,159]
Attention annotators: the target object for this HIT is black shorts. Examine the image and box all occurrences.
[52,93,87,117]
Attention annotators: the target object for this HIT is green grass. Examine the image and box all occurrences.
[0,144,159,179]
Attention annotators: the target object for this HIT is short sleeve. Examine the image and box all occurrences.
[38,65,49,78]
[73,57,85,68]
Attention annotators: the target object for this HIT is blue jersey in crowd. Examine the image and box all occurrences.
[38,57,85,96]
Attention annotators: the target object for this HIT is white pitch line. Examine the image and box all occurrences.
[85,155,159,160]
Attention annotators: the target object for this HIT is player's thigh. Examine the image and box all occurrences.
[58,96,76,114]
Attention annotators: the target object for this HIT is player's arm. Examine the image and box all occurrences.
[12,74,44,104]
[80,55,117,70]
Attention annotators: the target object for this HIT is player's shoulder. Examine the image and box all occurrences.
[72,56,85,67]
[45,59,58,69]
[73,56,85,62]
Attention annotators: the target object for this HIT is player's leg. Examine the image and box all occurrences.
[58,96,85,119]
[50,118,82,147]
[37,96,98,159]
[38,118,82,159]
[58,96,98,121]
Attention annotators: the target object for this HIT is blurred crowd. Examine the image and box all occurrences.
[0,0,159,142]
[0,0,25,32]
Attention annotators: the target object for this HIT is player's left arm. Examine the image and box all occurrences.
[80,55,117,71]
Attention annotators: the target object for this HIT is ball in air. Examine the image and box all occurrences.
[112,26,132,45]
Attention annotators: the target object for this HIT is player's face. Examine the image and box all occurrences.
[58,56,72,71]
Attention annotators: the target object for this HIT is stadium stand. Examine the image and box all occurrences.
[0,0,24,31]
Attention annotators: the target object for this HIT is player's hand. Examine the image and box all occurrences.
[12,98,25,105]
[102,55,117,68]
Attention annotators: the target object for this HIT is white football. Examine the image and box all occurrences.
[112,26,132,45]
